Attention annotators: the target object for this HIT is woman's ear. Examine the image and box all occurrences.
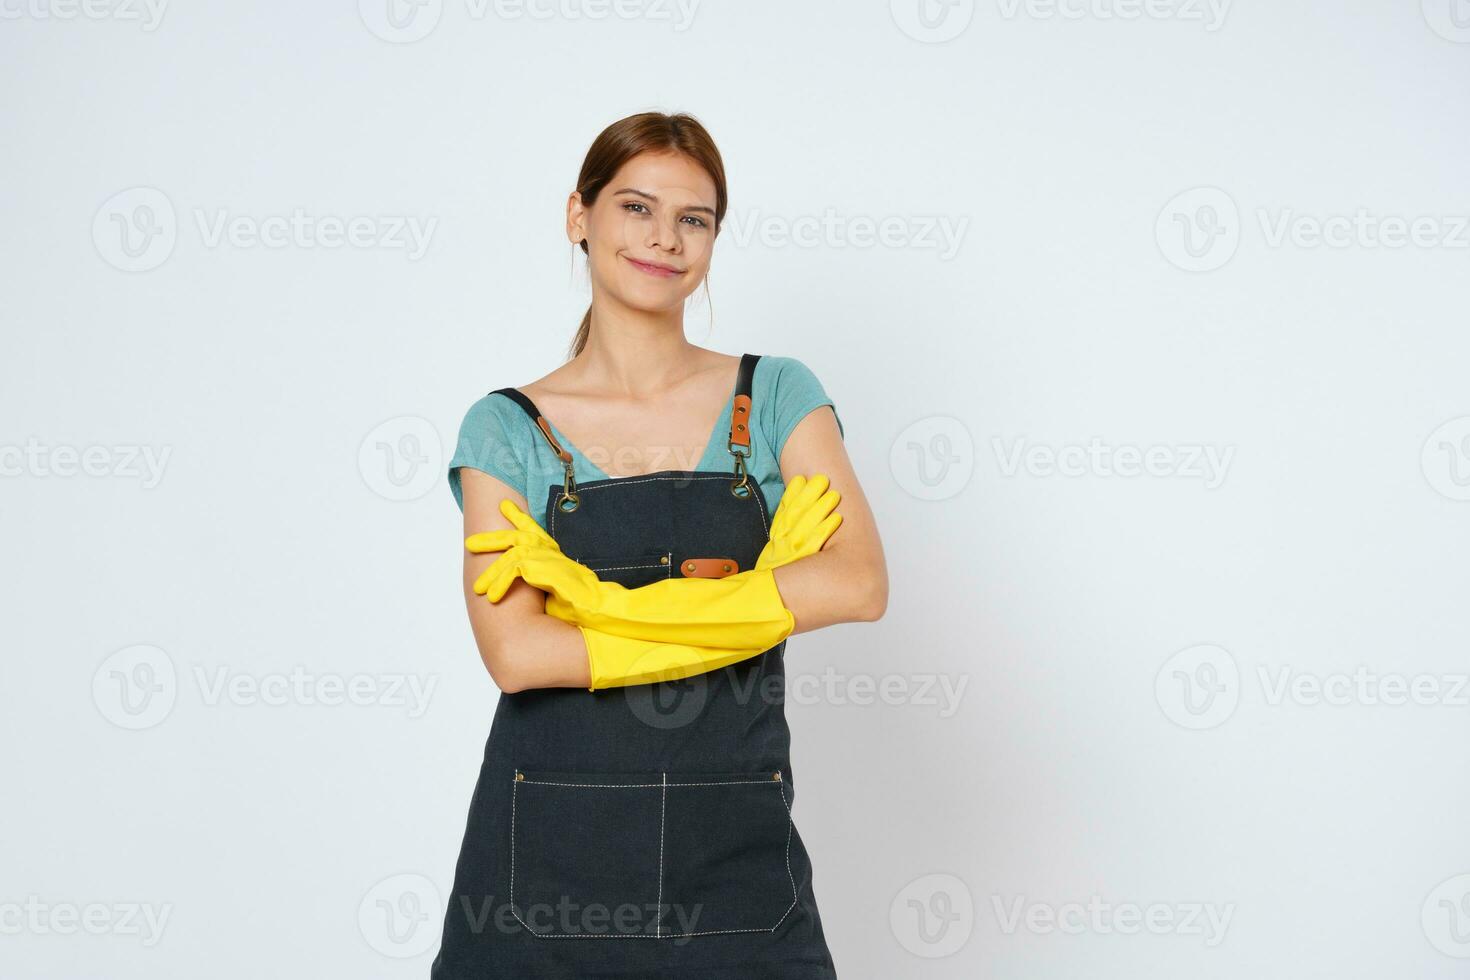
[566,190,588,245]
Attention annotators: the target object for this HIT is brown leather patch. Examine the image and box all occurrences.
[729,395,752,448]
[679,556,741,578]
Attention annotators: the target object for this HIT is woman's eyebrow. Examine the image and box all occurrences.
[611,187,716,217]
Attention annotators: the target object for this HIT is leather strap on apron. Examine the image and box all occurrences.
[726,352,759,498]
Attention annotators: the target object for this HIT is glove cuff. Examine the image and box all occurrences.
[577,624,599,692]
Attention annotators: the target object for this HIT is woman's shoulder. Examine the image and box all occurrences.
[451,383,555,472]
[447,387,534,511]
[455,387,524,434]
[753,352,821,382]
[750,352,845,450]
[751,353,833,404]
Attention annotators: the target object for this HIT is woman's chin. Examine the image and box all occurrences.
[612,280,695,313]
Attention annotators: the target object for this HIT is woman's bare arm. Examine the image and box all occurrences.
[458,467,592,693]
[769,406,889,632]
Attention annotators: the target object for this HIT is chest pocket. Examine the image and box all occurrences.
[576,552,673,590]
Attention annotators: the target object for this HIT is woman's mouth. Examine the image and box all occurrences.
[623,255,685,278]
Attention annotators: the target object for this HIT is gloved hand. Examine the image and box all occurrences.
[755,473,842,571]
[463,499,563,561]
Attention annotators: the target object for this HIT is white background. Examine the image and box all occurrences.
[4,1,1470,977]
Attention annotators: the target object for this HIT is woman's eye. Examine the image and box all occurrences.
[682,215,708,229]
[622,202,650,214]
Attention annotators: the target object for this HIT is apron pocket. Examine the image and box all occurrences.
[510,770,665,938]
[574,552,672,589]
[509,769,797,939]
[660,771,798,937]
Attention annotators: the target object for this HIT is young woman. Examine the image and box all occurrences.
[432,111,887,978]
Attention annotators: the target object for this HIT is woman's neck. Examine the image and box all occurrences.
[571,306,709,396]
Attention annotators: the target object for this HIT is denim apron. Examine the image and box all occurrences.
[431,354,838,979]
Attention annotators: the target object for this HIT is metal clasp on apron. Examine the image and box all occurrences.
[728,438,752,498]
[558,457,580,512]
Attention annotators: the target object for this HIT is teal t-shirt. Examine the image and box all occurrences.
[448,355,844,520]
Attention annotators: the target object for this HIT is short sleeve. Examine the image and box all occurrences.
[759,356,845,464]
[447,394,528,513]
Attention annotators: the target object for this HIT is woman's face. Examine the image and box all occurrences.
[568,150,719,316]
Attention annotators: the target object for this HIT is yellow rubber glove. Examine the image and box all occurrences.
[463,476,844,690]
[465,473,842,588]
[474,545,794,650]
[463,501,563,558]
[573,629,769,691]
[754,473,843,571]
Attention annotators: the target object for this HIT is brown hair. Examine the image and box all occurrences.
[567,111,729,359]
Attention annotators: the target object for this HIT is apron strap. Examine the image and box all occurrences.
[490,387,581,511]
[489,387,572,465]
[727,352,760,453]
[726,353,761,497]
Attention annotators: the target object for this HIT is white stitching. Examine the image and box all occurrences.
[770,777,800,929]
[509,770,797,939]
[549,473,771,538]
[657,772,666,939]
[509,774,517,909]
[564,552,674,579]
[516,778,778,788]
[577,560,666,574]
[512,925,784,940]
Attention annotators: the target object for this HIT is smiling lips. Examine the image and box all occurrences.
[624,254,685,278]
